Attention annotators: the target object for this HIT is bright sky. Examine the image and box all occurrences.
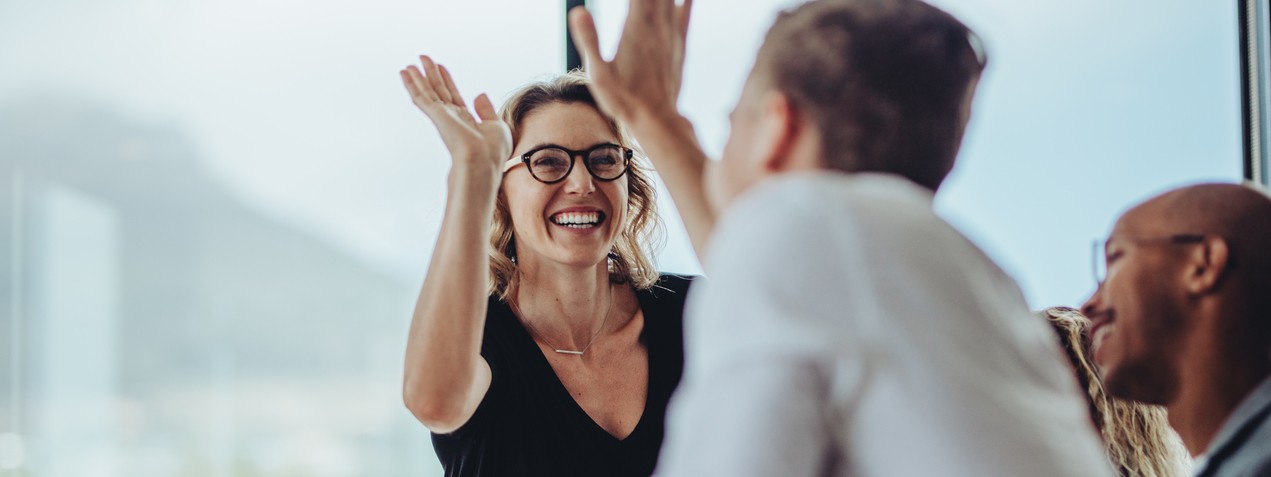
[0,0,1241,309]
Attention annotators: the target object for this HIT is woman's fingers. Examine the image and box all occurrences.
[420,55,453,104]
[404,65,439,105]
[439,65,466,108]
[435,64,476,124]
[401,55,510,165]
[474,93,498,122]
[400,69,418,97]
[403,59,487,123]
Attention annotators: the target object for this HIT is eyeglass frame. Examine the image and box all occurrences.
[501,143,634,184]
[1091,233,1207,287]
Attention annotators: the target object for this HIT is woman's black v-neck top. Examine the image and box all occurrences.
[431,274,695,477]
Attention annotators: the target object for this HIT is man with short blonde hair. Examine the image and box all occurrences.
[570,0,1114,475]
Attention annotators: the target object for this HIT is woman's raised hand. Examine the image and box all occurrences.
[401,56,512,173]
[402,56,501,434]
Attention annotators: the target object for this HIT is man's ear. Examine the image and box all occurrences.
[1186,236,1231,294]
[755,91,801,173]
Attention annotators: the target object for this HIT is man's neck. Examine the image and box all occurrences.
[1167,334,1270,455]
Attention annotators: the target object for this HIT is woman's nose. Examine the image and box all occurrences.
[562,156,596,194]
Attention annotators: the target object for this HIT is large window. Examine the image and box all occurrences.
[0,1,568,475]
[0,0,1244,475]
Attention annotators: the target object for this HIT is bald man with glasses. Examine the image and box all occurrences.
[1083,183,1271,477]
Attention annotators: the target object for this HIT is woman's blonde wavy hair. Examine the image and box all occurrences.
[1042,307,1192,477]
[487,71,664,300]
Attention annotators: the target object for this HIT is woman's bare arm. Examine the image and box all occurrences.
[399,55,510,433]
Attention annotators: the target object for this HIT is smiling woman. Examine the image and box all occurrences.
[398,60,695,477]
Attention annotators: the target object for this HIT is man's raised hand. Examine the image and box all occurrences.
[568,0,693,128]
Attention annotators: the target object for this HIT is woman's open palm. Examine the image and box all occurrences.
[401,55,511,171]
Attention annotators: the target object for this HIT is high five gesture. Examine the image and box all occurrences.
[401,55,511,175]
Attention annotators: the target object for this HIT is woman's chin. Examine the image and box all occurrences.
[544,247,613,270]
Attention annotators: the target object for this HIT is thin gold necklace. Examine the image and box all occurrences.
[521,285,614,356]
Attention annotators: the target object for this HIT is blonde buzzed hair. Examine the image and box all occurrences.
[1042,307,1192,477]
[754,0,985,191]
[487,71,664,300]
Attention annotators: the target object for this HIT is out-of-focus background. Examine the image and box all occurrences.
[0,0,1250,475]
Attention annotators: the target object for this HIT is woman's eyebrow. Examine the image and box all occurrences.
[521,141,620,153]
[523,142,560,151]
[511,142,559,157]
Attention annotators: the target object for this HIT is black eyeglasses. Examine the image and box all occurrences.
[503,144,633,184]
[1091,234,1206,287]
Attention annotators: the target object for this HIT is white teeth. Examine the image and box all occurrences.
[1092,324,1113,355]
[551,211,601,227]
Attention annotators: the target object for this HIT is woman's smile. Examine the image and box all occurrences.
[549,206,607,232]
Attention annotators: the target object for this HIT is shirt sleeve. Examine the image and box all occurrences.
[654,182,853,477]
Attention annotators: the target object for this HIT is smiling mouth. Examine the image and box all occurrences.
[1092,324,1112,354]
[1089,314,1116,364]
[550,211,605,229]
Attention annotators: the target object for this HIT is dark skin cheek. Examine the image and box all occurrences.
[1109,267,1184,403]
[1138,264,1191,341]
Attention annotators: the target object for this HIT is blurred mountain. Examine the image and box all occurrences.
[1,95,413,381]
[0,96,423,476]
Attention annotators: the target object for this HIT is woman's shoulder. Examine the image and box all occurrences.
[479,295,522,347]
[483,294,514,323]
[645,272,697,299]
[634,273,698,321]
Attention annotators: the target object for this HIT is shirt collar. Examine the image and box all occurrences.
[1197,376,1271,473]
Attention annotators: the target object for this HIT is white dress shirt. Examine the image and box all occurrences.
[655,172,1113,477]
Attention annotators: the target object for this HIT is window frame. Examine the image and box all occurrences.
[1241,0,1271,186]
[565,0,587,71]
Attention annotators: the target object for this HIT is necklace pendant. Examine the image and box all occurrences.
[554,349,584,355]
